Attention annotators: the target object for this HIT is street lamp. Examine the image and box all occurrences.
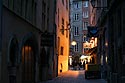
[71,40,76,46]
[90,0,107,8]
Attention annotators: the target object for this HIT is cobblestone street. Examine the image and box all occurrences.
[41,70,107,83]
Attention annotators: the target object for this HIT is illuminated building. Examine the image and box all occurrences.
[56,0,70,74]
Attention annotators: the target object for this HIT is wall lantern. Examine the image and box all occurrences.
[60,23,70,32]
[90,0,107,8]
[71,40,76,46]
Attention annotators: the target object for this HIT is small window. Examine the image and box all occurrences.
[74,2,79,9]
[66,0,68,10]
[62,0,64,5]
[74,26,79,36]
[83,36,86,42]
[83,1,88,7]
[61,18,64,35]
[83,11,88,18]
[74,43,78,52]
[83,22,88,30]
[74,14,79,21]
[66,22,69,38]
[60,46,64,55]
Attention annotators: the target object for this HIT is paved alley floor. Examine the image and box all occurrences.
[41,70,107,83]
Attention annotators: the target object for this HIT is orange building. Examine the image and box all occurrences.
[55,0,70,74]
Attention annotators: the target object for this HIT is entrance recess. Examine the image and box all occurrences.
[8,38,18,83]
[22,40,36,83]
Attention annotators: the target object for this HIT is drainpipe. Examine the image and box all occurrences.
[0,0,2,81]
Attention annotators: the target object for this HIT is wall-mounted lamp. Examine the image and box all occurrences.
[60,28,70,31]
[71,40,76,46]
[90,0,107,9]
[60,23,70,32]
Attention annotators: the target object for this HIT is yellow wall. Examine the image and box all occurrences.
[56,0,70,74]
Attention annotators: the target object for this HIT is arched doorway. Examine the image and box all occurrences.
[21,37,37,83]
[8,38,18,83]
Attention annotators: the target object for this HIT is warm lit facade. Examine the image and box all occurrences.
[56,0,70,74]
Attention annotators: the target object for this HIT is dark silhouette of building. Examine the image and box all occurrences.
[0,0,58,83]
[90,0,125,83]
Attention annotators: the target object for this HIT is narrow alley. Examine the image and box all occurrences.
[41,70,107,83]
[0,0,125,83]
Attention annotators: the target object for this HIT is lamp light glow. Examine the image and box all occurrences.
[71,41,76,46]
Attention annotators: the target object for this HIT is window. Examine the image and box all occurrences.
[74,26,79,36]
[25,0,34,21]
[21,0,27,18]
[83,1,88,7]
[13,0,22,15]
[74,43,78,52]
[83,36,88,42]
[57,37,60,54]
[74,2,79,9]
[62,0,64,5]
[42,1,46,13]
[9,0,14,10]
[60,46,64,55]
[83,35,86,42]
[66,0,68,10]
[66,22,68,38]
[47,7,49,30]
[58,8,59,27]
[83,11,88,18]
[32,2,36,25]
[74,14,79,21]
[83,22,88,30]
[61,18,64,35]
[42,1,46,30]
[42,13,45,29]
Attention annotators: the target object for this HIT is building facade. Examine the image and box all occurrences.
[0,0,57,83]
[90,0,125,83]
[82,0,91,54]
[70,0,91,63]
[55,0,70,74]
[70,0,83,57]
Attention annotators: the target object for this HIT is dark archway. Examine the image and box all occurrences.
[8,38,18,83]
[22,44,35,83]
[21,34,38,83]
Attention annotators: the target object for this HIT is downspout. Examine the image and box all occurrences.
[0,0,2,81]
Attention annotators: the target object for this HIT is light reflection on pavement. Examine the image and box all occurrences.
[41,70,107,83]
